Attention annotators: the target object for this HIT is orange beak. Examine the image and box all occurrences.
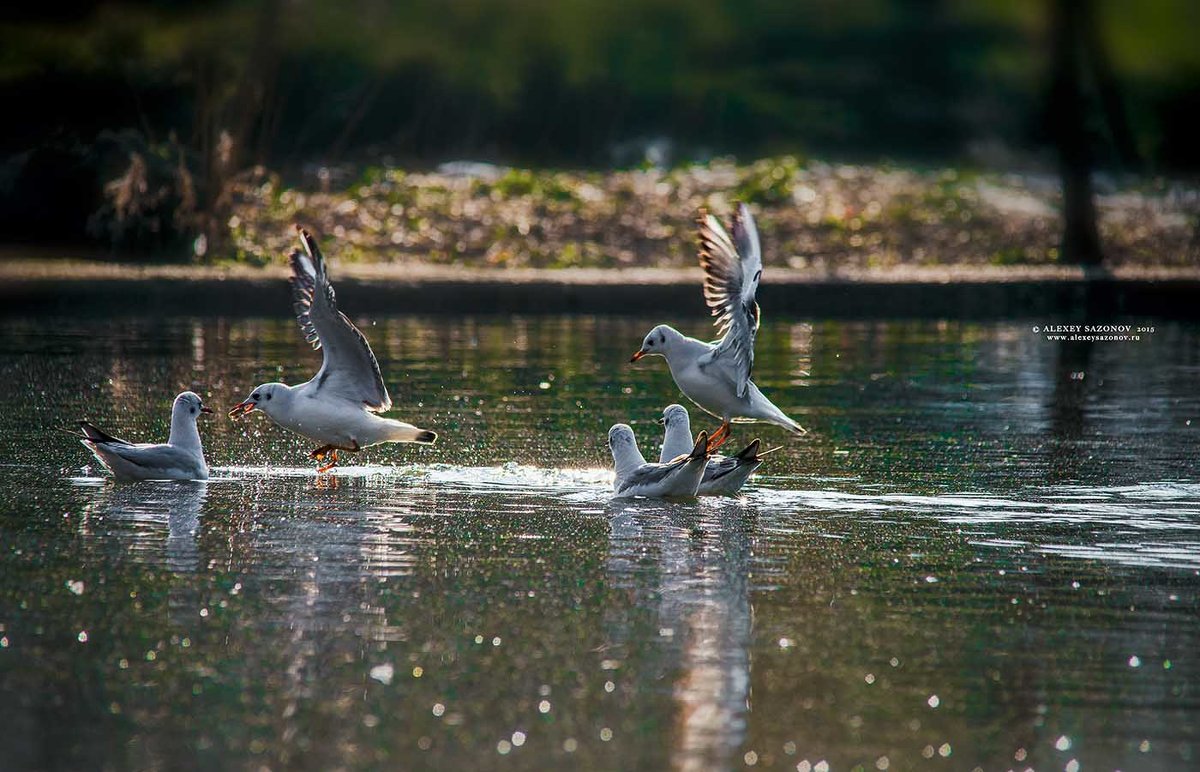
[630,350,647,363]
[228,401,255,419]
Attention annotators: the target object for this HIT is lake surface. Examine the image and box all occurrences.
[0,312,1197,771]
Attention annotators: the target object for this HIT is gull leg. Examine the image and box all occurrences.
[311,445,339,472]
[706,421,732,453]
[317,449,340,474]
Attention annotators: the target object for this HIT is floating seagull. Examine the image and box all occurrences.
[657,403,778,496]
[631,203,804,449]
[76,391,212,481]
[229,226,437,471]
[609,423,710,499]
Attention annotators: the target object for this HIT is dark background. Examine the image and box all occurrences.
[2,0,1198,256]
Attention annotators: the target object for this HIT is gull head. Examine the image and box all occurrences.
[608,423,638,453]
[229,382,288,420]
[657,403,690,427]
[631,324,680,363]
[173,391,213,421]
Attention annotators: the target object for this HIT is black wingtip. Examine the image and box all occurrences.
[735,438,762,462]
[76,420,126,445]
[295,224,323,264]
[689,430,710,460]
[416,430,437,444]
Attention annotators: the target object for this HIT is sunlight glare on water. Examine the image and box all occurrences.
[0,314,1197,770]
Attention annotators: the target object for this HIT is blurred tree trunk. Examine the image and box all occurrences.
[1049,0,1102,265]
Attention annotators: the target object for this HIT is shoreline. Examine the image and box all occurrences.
[3,259,1198,319]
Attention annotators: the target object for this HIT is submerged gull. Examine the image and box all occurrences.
[609,423,710,499]
[631,203,804,449]
[229,226,437,471]
[77,391,212,481]
[658,403,777,496]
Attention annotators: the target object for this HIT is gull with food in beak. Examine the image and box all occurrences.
[230,226,437,471]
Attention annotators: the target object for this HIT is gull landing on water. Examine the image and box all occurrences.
[230,226,437,472]
[609,423,710,499]
[76,391,212,481]
[658,403,779,496]
[631,203,805,451]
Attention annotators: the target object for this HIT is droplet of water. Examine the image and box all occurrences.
[369,663,394,685]
[927,694,940,708]
[1055,735,1072,751]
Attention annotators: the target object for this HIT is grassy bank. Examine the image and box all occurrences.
[217,158,1200,270]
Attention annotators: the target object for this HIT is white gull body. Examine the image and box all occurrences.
[609,423,709,499]
[230,227,436,469]
[78,391,211,481]
[631,204,804,447]
[658,403,770,496]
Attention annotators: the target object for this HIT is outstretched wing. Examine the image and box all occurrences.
[696,203,762,397]
[290,227,391,411]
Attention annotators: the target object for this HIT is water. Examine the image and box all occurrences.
[0,314,1197,771]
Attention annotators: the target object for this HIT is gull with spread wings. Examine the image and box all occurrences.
[630,203,804,450]
[230,226,436,471]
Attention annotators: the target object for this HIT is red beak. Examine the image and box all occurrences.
[630,350,647,363]
[228,401,255,419]
[200,406,214,415]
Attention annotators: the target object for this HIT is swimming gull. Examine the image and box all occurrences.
[77,391,212,481]
[609,422,709,499]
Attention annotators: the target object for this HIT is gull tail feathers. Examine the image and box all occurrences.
[385,419,438,445]
[766,410,806,437]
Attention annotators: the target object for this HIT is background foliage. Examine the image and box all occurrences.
[2,0,1197,253]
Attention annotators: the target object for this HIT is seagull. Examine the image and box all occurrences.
[229,226,437,471]
[76,391,212,481]
[657,403,778,496]
[609,423,710,499]
[630,203,804,450]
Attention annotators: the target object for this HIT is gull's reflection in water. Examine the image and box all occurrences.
[607,499,754,772]
[80,481,208,573]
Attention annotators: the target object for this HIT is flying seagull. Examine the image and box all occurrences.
[230,226,436,471]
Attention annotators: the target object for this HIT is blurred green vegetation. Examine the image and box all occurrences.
[1,0,1197,255]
